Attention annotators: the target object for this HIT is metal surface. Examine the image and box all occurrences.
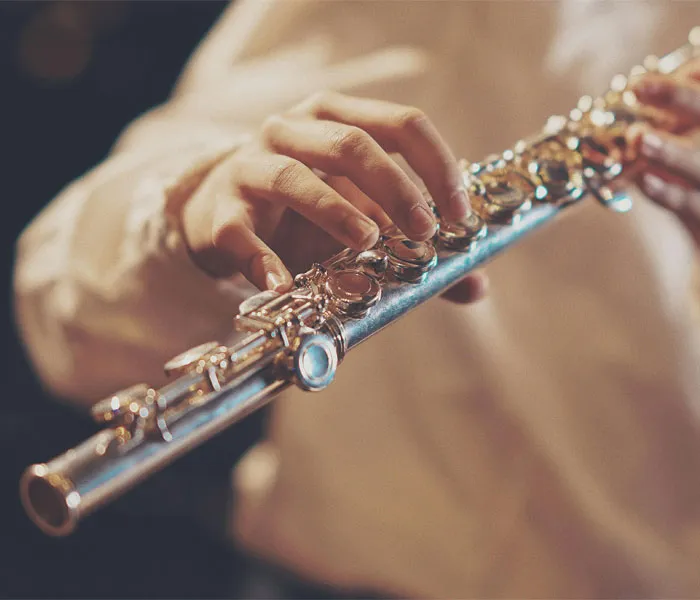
[20,30,700,536]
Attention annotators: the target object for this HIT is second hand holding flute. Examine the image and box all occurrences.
[20,30,700,537]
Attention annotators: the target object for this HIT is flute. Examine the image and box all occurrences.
[20,30,700,537]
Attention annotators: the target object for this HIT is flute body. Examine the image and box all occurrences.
[20,31,700,536]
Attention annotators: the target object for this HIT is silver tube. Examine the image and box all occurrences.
[344,202,562,349]
[18,202,565,537]
[21,368,288,536]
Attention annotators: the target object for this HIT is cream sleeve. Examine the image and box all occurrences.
[12,0,436,406]
[12,5,257,406]
[12,122,257,405]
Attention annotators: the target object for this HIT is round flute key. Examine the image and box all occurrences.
[325,269,381,318]
[383,237,437,282]
[355,249,388,275]
[531,157,585,203]
[520,138,585,204]
[484,180,531,214]
[438,212,487,251]
[468,165,534,223]
[290,333,339,392]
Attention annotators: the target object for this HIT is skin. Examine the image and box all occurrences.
[178,61,700,307]
[179,90,487,304]
[628,57,700,245]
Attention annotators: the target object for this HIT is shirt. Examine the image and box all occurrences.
[13,1,700,597]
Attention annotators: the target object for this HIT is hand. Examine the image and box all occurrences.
[180,91,486,304]
[628,59,700,244]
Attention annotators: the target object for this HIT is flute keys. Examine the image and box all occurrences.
[355,249,388,276]
[437,212,487,251]
[90,383,152,425]
[325,269,381,318]
[466,161,534,223]
[382,236,437,282]
[90,383,172,445]
[517,137,585,204]
[289,332,339,392]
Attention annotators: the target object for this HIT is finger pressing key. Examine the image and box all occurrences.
[297,91,471,222]
[232,150,381,250]
[261,115,437,240]
[639,129,700,185]
[632,74,700,126]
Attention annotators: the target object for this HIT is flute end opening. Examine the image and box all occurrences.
[20,464,79,537]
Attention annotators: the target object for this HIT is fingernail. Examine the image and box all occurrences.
[446,188,471,220]
[675,85,700,114]
[687,190,700,222]
[643,173,685,211]
[643,173,664,193]
[345,215,379,249]
[642,131,664,158]
[408,204,436,238]
[265,270,285,291]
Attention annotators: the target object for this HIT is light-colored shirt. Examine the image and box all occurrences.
[13,1,700,597]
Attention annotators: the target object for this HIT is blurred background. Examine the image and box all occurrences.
[0,2,268,597]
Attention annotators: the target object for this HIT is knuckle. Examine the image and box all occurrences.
[303,89,337,115]
[260,114,286,142]
[395,106,428,131]
[327,126,370,162]
[211,216,245,251]
[307,191,337,215]
[269,158,304,193]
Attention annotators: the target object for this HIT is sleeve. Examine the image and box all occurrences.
[12,0,435,406]
[13,119,256,405]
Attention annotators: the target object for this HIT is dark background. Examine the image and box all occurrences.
[0,2,266,597]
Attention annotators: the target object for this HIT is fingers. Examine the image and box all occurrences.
[639,172,700,244]
[181,180,294,291]
[440,271,489,304]
[324,175,394,230]
[180,91,488,301]
[633,74,700,113]
[632,73,700,132]
[295,91,470,222]
[261,115,437,240]
[210,202,294,292]
[629,70,700,246]
[635,127,700,184]
[232,150,381,251]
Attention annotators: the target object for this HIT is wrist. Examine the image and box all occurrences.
[164,146,241,278]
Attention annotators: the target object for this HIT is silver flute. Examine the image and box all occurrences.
[21,31,700,536]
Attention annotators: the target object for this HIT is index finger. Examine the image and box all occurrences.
[298,91,471,223]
